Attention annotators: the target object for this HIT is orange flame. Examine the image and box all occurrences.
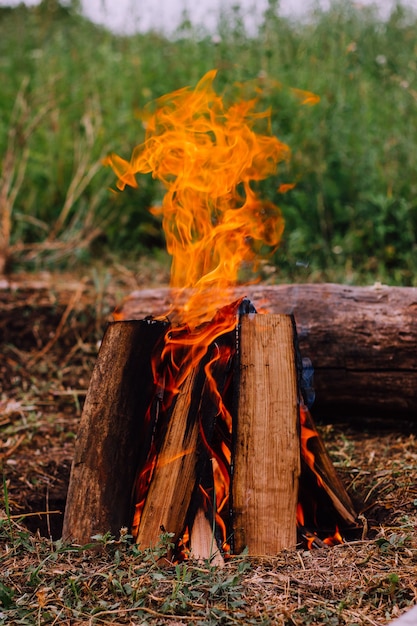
[298,404,345,547]
[323,526,344,547]
[300,404,324,489]
[105,70,289,326]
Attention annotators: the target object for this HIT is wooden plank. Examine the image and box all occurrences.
[118,284,417,418]
[232,314,301,555]
[62,319,169,544]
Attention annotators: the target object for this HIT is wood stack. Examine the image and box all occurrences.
[63,304,358,558]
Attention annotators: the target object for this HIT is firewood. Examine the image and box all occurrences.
[232,314,301,555]
[135,366,201,550]
[118,284,417,418]
[62,319,169,544]
[62,310,359,555]
[302,407,357,526]
[135,330,235,553]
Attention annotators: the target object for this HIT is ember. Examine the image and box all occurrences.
[63,72,358,558]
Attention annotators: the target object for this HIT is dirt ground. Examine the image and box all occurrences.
[1,270,416,624]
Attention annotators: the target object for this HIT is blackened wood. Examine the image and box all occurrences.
[134,343,210,548]
[118,284,417,418]
[299,405,357,527]
[62,319,168,544]
[135,333,235,551]
[232,314,301,555]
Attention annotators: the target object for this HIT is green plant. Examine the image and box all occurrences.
[0,0,416,284]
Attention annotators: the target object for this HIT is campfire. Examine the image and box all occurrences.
[62,71,358,561]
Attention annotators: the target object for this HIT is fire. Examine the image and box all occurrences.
[129,300,240,548]
[105,70,289,327]
[106,71,293,551]
[298,403,345,547]
[300,404,324,488]
[106,71,345,555]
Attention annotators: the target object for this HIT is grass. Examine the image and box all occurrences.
[1,503,416,624]
[0,0,416,283]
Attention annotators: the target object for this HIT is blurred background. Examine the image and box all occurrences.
[1,0,416,284]
[2,0,417,35]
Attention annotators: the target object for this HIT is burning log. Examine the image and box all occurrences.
[63,306,357,554]
[134,366,201,552]
[117,283,417,419]
[63,73,360,554]
[299,406,356,526]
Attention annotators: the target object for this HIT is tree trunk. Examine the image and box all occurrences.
[117,284,417,418]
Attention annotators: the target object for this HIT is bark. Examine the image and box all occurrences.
[117,284,417,418]
[62,319,169,544]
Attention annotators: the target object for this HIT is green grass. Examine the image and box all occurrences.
[0,0,417,284]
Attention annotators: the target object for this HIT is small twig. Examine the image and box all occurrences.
[364,475,389,503]
[89,605,199,622]
[0,510,61,520]
[51,389,87,397]
[1,433,26,458]
[46,486,51,540]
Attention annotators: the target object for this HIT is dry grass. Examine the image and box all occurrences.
[1,271,416,625]
[1,518,416,624]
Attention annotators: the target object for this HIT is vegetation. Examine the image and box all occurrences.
[1,0,417,283]
[1,518,416,625]
[2,5,417,622]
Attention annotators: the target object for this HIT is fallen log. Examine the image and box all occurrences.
[116,283,417,419]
